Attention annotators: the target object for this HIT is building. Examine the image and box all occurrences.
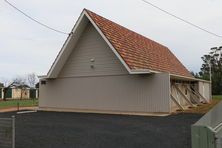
[0,83,39,100]
[39,9,211,115]
[0,83,3,99]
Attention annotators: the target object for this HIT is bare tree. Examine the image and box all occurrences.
[13,76,26,85]
[1,77,11,87]
[27,73,37,88]
[13,76,28,100]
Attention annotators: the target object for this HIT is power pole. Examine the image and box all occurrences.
[209,60,212,99]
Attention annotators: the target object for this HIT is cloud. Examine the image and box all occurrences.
[0,0,221,80]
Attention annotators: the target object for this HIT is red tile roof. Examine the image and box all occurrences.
[86,9,193,78]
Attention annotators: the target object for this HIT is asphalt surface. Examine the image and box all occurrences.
[0,111,202,148]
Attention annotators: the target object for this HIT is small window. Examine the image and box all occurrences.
[41,81,46,85]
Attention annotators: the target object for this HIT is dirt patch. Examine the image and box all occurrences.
[181,99,220,114]
[0,106,38,113]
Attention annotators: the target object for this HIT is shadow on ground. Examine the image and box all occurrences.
[0,111,203,148]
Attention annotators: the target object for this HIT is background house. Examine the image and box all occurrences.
[0,83,3,99]
[0,83,39,100]
[39,9,211,115]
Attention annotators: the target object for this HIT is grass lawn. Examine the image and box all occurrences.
[213,95,222,100]
[0,99,38,109]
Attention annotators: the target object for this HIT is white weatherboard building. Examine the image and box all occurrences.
[39,9,211,115]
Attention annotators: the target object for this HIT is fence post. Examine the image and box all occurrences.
[12,116,15,148]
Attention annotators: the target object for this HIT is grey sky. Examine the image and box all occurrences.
[0,0,222,81]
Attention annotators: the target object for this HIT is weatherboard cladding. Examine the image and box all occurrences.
[40,73,170,113]
[198,81,210,100]
[59,22,127,77]
[85,9,192,78]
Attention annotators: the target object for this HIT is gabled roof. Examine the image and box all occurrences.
[45,9,193,79]
[11,82,30,88]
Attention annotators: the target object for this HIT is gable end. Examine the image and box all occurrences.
[58,22,128,77]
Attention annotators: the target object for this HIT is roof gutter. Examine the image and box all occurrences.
[170,73,210,83]
[129,69,160,74]
[38,75,48,79]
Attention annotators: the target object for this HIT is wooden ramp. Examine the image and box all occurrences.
[170,83,208,112]
[170,94,185,111]
[190,86,209,103]
[184,85,208,104]
[173,84,195,107]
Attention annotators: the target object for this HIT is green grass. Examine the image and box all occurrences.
[213,95,222,100]
[0,99,38,109]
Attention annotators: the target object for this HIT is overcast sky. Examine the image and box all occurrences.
[0,0,222,81]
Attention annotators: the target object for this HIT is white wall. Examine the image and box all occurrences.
[198,81,211,102]
[40,73,170,113]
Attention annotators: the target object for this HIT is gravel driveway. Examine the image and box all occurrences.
[0,111,202,148]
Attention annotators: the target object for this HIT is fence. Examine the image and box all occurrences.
[0,116,15,148]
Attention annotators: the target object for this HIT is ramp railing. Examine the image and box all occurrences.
[192,101,222,148]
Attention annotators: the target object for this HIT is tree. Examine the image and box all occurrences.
[1,78,11,87]
[13,76,28,100]
[190,71,200,79]
[199,46,222,95]
[27,73,38,88]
